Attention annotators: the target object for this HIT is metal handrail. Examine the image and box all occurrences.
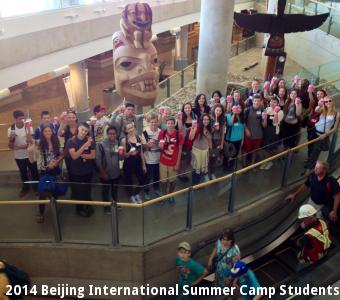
[0,131,334,207]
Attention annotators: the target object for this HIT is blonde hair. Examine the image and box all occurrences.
[321,96,337,116]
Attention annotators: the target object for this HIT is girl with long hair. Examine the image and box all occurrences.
[37,126,64,223]
[282,89,302,149]
[304,96,339,170]
[177,102,198,182]
[209,104,225,179]
[189,114,212,184]
[193,93,210,119]
[122,122,147,203]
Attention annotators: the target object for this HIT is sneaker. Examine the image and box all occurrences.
[259,162,268,170]
[264,161,273,170]
[154,189,162,197]
[168,196,175,206]
[144,192,151,201]
[18,189,29,198]
[204,174,210,182]
[211,174,217,180]
[135,194,143,204]
[178,175,189,183]
[130,195,137,203]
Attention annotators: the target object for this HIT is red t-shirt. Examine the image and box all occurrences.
[158,129,184,167]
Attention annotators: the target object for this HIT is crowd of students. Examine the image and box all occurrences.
[6,75,340,221]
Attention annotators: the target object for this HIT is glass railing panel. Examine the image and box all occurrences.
[155,79,169,107]
[0,201,54,242]
[184,64,195,87]
[169,73,181,99]
[58,183,111,245]
[234,155,283,210]
[192,176,231,226]
[143,189,187,245]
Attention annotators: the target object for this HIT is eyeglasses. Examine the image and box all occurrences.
[324,100,332,104]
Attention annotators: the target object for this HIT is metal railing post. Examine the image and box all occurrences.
[186,188,193,230]
[228,173,237,213]
[236,42,239,56]
[281,151,293,188]
[181,70,184,88]
[289,0,292,14]
[327,16,333,34]
[166,78,170,98]
[111,201,119,247]
[194,62,197,80]
[50,197,62,243]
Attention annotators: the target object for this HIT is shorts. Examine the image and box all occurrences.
[242,137,262,153]
[160,163,177,183]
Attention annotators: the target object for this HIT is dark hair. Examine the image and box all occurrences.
[277,87,288,100]
[253,93,262,101]
[212,90,222,99]
[181,102,195,124]
[317,89,327,97]
[125,103,135,108]
[211,104,225,125]
[39,126,60,154]
[167,117,176,124]
[13,110,24,119]
[300,79,310,92]
[40,111,50,118]
[106,125,117,134]
[220,229,235,245]
[79,122,90,129]
[197,113,212,138]
[194,94,208,111]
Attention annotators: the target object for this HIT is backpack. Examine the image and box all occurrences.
[0,260,31,300]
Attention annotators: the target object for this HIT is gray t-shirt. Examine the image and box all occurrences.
[245,107,263,139]
[96,139,121,179]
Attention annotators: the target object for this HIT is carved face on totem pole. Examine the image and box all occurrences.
[113,2,159,106]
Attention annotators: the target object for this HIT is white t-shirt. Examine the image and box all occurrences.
[141,128,161,164]
[7,125,34,159]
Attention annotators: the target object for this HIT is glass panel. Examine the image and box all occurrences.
[192,177,231,226]
[184,65,194,86]
[143,191,187,244]
[0,201,54,241]
[234,155,283,210]
[58,183,111,244]
[169,73,181,97]
[156,80,168,107]
[118,204,143,246]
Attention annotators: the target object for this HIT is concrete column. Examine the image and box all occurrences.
[174,25,188,70]
[69,61,90,123]
[196,0,235,96]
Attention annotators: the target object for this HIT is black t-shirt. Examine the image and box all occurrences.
[65,136,95,176]
[305,174,340,207]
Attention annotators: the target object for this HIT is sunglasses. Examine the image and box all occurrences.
[324,100,333,104]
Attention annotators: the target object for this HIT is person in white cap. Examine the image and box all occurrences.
[297,204,331,264]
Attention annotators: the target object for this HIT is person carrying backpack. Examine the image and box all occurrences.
[286,160,340,222]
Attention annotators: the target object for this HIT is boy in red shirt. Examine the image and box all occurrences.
[158,117,184,203]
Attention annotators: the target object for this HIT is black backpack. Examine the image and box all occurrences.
[162,129,179,145]
[0,260,31,300]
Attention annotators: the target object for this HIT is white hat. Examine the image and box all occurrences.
[298,204,317,219]
[178,242,191,251]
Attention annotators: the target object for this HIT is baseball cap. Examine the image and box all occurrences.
[178,242,191,251]
[93,105,105,113]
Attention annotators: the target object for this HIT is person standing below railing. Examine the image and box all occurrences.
[158,117,183,204]
[245,79,262,107]
[242,95,266,168]
[304,96,339,171]
[34,110,59,143]
[188,114,212,184]
[286,160,340,223]
[65,122,96,218]
[141,114,161,200]
[37,126,64,223]
[8,110,39,198]
[193,93,210,119]
[96,126,124,213]
[89,105,110,143]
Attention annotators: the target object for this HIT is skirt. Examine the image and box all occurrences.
[191,146,209,174]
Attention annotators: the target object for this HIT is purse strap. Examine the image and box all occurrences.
[216,244,234,265]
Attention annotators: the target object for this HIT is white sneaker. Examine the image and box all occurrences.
[135,194,143,204]
[130,195,137,203]
[259,162,268,170]
[204,174,210,182]
[264,161,273,170]
[211,174,217,180]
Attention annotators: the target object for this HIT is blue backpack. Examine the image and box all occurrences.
[38,174,68,197]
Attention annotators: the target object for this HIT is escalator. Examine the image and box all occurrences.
[192,176,340,299]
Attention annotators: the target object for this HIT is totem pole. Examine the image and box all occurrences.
[234,0,329,79]
[112,2,159,106]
